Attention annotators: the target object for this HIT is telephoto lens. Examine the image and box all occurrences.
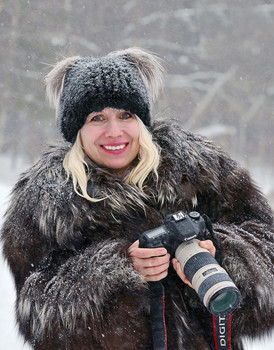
[175,239,241,315]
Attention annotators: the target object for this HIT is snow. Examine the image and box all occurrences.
[0,182,273,349]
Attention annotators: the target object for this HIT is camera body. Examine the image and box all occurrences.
[139,211,241,315]
[139,211,205,254]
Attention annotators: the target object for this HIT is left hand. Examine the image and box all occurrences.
[172,240,216,288]
[128,240,171,282]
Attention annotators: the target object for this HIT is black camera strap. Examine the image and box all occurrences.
[149,281,167,350]
[202,214,222,264]
[149,281,232,350]
[212,313,232,350]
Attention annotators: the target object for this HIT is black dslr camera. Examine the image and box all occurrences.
[139,211,241,315]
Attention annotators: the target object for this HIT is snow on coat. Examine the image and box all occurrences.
[1,120,274,350]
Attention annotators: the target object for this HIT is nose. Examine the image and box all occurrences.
[104,119,123,138]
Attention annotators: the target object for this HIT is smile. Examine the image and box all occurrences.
[102,144,127,150]
[100,143,129,154]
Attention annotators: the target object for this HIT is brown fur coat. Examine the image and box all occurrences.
[1,120,274,349]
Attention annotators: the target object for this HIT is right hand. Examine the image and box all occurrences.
[128,240,170,282]
[172,239,216,288]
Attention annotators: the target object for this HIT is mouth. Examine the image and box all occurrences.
[100,143,129,154]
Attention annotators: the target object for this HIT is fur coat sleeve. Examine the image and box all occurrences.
[1,145,149,347]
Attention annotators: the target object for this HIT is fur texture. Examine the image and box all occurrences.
[45,48,164,143]
[1,120,274,350]
[108,47,165,102]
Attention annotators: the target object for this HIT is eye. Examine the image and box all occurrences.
[120,112,133,120]
[88,115,104,122]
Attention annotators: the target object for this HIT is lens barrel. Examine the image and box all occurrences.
[175,239,241,315]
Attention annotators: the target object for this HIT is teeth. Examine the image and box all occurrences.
[103,144,127,150]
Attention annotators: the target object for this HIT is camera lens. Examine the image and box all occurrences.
[175,239,241,315]
[210,291,238,314]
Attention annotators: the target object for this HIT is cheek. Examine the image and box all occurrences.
[130,123,140,145]
[79,129,95,158]
[131,138,141,161]
[134,138,141,153]
[135,133,141,154]
[80,126,97,146]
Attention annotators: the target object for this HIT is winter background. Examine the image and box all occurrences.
[1,0,274,349]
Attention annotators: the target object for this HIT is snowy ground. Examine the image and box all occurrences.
[0,182,273,349]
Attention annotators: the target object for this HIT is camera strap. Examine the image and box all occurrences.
[202,215,222,259]
[203,214,232,350]
[149,281,167,350]
[149,282,232,350]
[212,313,232,350]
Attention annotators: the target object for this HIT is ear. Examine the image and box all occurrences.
[45,56,81,109]
[108,47,165,102]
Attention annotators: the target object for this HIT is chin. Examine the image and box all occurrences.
[106,164,128,175]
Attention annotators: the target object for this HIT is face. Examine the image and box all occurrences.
[80,108,140,175]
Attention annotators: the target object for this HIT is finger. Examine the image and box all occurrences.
[128,240,139,255]
[199,240,216,257]
[131,254,170,270]
[144,268,169,282]
[199,239,213,249]
[143,254,170,268]
[172,258,193,288]
[172,258,186,281]
[129,246,167,259]
[143,261,170,277]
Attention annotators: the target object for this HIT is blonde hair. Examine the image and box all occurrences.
[63,117,160,202]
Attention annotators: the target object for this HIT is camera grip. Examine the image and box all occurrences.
[139,225,167,249]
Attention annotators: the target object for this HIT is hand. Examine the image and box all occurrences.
[128,240,171,282]
[172,240,216,288]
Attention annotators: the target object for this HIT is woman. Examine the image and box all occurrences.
[1,48,273,350]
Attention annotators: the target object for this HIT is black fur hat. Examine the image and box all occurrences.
[45,48,164,143]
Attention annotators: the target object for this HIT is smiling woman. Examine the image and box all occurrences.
[62,106,160,202]
[80,108,140,173]
[1,48,274,350]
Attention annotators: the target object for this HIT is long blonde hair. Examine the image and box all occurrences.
[63,117,160,202]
